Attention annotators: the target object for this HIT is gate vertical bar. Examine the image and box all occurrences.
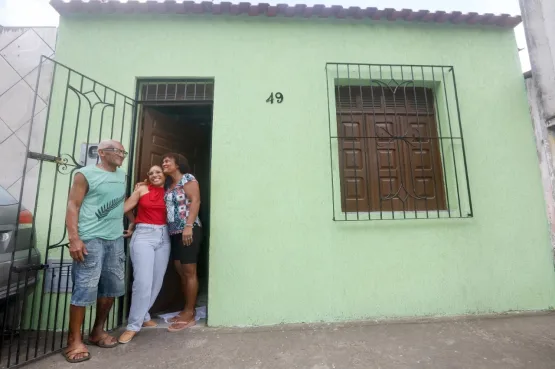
[450,67,473,216]
[441,67,462,217]
[326,65,336,220]
[40,66,73,356]
[24,58,59,364]
[6,273,21,367]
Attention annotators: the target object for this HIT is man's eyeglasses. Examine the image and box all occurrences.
[101,148,128,157]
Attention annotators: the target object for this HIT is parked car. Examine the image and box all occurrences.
[0,188,40,332]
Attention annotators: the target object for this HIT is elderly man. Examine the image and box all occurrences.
[63,140,128,363]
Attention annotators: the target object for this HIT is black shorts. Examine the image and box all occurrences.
[170,226,203,264]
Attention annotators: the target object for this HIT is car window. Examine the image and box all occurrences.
[0,187,17,206]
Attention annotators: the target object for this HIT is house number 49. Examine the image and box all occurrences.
[266,92,284,104]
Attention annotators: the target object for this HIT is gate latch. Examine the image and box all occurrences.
[12,264,48,273]
[27,152,59,163]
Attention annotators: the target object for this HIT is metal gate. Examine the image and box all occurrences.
[0,56,136,368]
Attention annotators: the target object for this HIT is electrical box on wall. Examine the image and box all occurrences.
[79,143,99,167]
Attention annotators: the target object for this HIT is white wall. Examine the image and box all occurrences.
[0,27,56,210]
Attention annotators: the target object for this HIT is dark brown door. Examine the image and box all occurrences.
[136,107,188,314]
[138,107,191,181]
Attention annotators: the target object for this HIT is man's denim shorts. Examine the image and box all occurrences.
[71,237,126,307]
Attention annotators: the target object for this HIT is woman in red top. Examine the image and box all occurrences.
[118,165,169,344]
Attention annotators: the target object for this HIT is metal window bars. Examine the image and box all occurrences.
[326,63,473,221]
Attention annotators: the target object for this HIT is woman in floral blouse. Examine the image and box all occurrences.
[161,153,203,332]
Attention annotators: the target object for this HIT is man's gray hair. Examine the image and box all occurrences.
[98,139,122,150]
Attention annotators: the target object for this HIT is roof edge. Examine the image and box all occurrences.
[49,1,522,29]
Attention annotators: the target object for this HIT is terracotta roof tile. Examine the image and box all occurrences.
[50,0,521,28]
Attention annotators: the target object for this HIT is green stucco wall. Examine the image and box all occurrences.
[49,14,555,327]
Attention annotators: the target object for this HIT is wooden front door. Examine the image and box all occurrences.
[138,107,192,181]
[137,107,188,313]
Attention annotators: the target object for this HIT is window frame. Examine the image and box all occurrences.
[326,63,473,221]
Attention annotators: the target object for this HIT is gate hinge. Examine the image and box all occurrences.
[28,152,59,163]
[12,264,48,273]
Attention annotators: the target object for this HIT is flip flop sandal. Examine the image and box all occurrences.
[62,347,91,363]
[168,316,181,323]
[86,334,119,348]
[167,319,196,332]
[169,312,196,323]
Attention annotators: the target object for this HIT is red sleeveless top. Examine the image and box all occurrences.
[135,185,166,225]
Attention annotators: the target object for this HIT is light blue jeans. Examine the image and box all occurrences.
[127,224,170,332]
[71,237,125,306]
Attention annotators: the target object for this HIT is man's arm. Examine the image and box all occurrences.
[124,189,142,214]
[123,210,136,238]
[123,189,142,237]
[125,210,136,224]
[66,173,88,262]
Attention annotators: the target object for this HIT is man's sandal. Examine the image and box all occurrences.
[62,346,91,363]
[86,333,118,348]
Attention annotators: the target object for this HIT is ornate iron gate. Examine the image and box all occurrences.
[0,56,136,368]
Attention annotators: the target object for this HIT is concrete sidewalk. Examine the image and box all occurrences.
[31,313,555,369]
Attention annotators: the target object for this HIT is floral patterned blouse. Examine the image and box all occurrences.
[165,174,202,235]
